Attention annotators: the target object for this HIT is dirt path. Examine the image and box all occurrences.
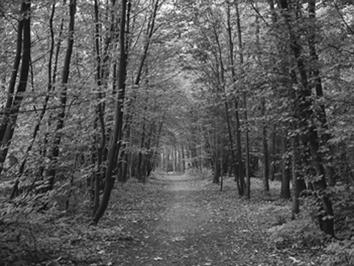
[0,173,328,265]
[110,174,320,266]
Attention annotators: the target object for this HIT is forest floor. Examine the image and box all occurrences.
[1,172,333,265]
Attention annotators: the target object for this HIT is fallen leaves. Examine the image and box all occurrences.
[1,175,328,265]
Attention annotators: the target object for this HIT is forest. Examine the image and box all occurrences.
[0,0,353,265]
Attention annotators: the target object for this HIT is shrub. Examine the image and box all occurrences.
[268,217,327,250]
[321,239,354,266]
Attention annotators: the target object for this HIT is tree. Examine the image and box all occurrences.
[0,0,31,175]
[46,0,77,190]
[278,0,334,236]
[92,0,128,225]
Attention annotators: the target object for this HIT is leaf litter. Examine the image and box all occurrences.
[1,174,326,265]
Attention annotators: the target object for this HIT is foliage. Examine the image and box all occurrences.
[322,239,354,266]
[268,216,327,250]
[0,0,353,263]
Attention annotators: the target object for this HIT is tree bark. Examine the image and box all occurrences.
[0,15,23,143]
[46,0,76,189]
[279,0,334,236]
[226,1,244,193]
[261,98,270,192]
[92,0,107,215]
[307,0,336,186]
[11,1,56,198]
[280,131,291,199]
[0,0,31,175]
[291,137,299,216]
[234,0,248,198]
[92,0,128,225]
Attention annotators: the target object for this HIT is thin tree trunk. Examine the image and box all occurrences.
[122,0,159,173]
[216,34,242,195]
[307,0,336,186]
[267,0,278,184]
[46,0,76,189]
[234,0,248,198]
[291,137,299,217]
[244,92,251,199]
[280,131,291,199]
[181,145,185,172]
[92,0,107,215]
[137,121,146,180]
[270,125,276,181]
[38,13,64,178]
[226,1,244,193]
[261,98,270,192]
[92,0,128,225]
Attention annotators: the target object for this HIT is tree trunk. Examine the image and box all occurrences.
[46,0,76,189]
[280,131,291,199]
[270,125,277,181]
[0,7,24,144]
[261,98,270,192]
[0,0,31,176]
[92,0,107,215]
[122,0,159,176]
[234,0,248,197]
[11,1,56,198]
[213,152,221,184]
[307,0,336,186]
[244,92,251,199]
[291,137,299,216]
[226,2,244,193]
[279,0,334,236]
[92,0,128,225]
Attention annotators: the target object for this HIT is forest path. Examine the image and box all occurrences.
[110,173,318,266]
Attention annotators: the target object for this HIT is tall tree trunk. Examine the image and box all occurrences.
[123,0,159,148]
[0,0,31,175]
[226,1,244,193]
[0,13,23,143]
[278,0,334,236]
[116,0,132,183]
[92,0,128,225]
[307,0,336,186]
[253,0,269,193]
[39,14,64,178]
[215,16,242,195]
[11,0,56,198]
[46,0,76,189]
[92,0,107,215]
[234,0,248,197]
